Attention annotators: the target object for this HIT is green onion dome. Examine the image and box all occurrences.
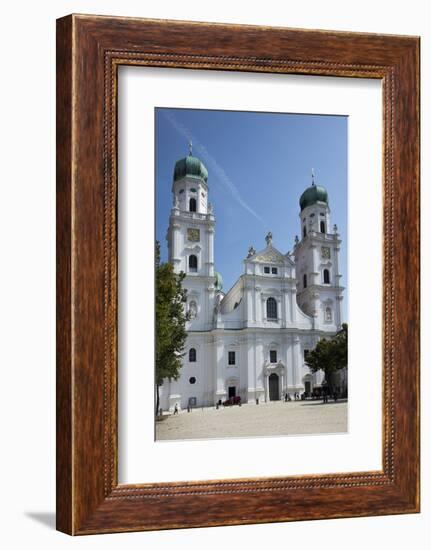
[214,272,223,292]
[173,153,208,184]
[299,183,328,211]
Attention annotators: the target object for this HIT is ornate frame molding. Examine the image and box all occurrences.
[57,14,419,534]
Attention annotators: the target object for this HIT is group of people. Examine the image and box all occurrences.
[283,389,340,403]
[164,389,341,416]
[283,392,301,402]
[170,403,204,414]
[322,390,339,403]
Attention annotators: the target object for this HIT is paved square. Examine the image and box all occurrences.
[155,400,348,441]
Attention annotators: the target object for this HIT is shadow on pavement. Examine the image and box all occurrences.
[299,399,348,406]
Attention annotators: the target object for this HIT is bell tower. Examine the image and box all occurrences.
[167,144,216,330]
[294,172,344,329]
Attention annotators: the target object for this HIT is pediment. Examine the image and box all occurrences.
[250,245,294,266]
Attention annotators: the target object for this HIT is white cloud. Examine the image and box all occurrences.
[161,110,267,228]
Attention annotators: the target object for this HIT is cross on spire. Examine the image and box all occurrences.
[311,168,315,186]
[189,140,193,156]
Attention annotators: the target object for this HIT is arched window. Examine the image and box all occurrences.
[266,297,278,320]
[303,273,307,289]
[189,255,198,272]
[303,225,307,238]
[320,220,326,233]
[189,348,196,362]
[189,198,197,212]
[323,269,330,284]
[325,307,332,322]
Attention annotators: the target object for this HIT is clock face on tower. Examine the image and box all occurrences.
[187,228,200,242]
[321,246,331,259]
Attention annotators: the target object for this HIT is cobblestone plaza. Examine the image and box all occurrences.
[156,400,347,441]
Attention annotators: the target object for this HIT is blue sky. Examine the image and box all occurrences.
[155,108,348,320]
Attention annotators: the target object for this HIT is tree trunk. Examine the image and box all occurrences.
[155,384,160,417]
[325,370,334,395]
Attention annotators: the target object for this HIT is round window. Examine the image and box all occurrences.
[189,377,196,384]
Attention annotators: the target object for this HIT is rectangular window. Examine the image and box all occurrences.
[228,351,236,365]
[270,350,277,363]
[264,266,270,274]
[304,349,310,361]
[271,267,278,274]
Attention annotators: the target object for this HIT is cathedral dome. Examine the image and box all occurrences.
[214,271,223,292]
[173,154,208,184]
[299,183,328,211]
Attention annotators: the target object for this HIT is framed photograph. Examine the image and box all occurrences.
[56,14,420,535]
[151,107,349,444]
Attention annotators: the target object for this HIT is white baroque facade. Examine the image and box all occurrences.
[159,150,345,412]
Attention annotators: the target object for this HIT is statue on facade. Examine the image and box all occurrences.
[265,231,273,246]
[188,300,197,320]
[247,245,256,258]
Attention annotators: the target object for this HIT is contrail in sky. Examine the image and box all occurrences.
[161,110,267,228]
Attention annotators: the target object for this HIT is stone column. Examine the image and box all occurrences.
[246,285,253,327]
[333,237,343,327]
[255,285,261,325]
[295,336,304,391]
[280,368,285,396]
[239,338,247,403]
[205,285,215,331]
[336,295,343,328]
[202,336,209,406]
[214,337,226,404]
[291,335,302,390]
[246,335,255,403]
[255,337,265,402]
[290,288,297,324]
[170,220,182,273]
[283,288,289,327]
[206,226,215,277]
[310,243,319,286]
[276,296,283,326]
[310,290,319,324]
[285,340,292,389]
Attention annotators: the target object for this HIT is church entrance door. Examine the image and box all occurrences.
[228,386,236,398]
[269,373,279,401]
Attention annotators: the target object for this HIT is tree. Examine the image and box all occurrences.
[332,323,348,370]
[305,323,348,392]
[155,241,189,415]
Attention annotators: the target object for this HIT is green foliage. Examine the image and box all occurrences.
[155,242,188,413]
[305,323,348,386]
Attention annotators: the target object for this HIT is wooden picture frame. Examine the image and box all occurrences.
[56,14,420,535]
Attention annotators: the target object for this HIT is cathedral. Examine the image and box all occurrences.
[159,148,345,412]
